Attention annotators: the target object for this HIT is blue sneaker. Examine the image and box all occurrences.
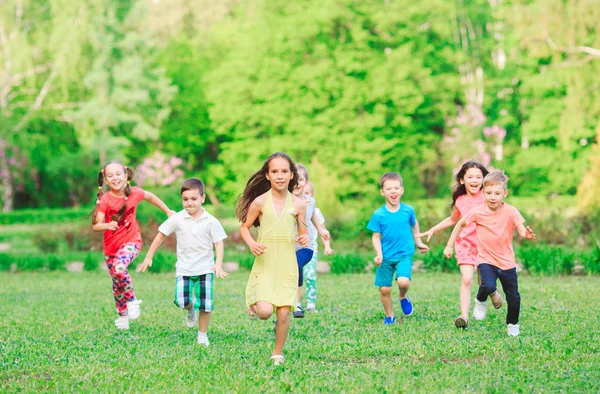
[400,297,413,316]
[383,316,397,325]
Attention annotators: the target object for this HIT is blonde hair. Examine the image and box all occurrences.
[483,171,508,190]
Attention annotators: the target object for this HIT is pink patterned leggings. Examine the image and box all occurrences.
[104,243,141,316]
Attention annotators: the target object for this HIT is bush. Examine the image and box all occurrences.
[329,252,371,274]
[0,206,90,225]
[143,251,177,273]
[47,256,65,271]
[64,228,91,252]
[0,253,13,271]
[420,248,459,273]
[32,232,62,253]
[84,254,99,271]
[578,245,600,275]
[517,245,574,275]
[16,256,46,271]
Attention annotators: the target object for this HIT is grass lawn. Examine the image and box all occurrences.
[1,271,598,393]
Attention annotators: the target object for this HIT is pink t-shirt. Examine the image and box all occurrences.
[464,202,525,270]
[97,187,146,256]
[451,191,485,245]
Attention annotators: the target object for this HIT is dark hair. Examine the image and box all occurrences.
[451,161,489,208]
[90,161,135,224]
[296,163,309,181]
[483,171,508,190]
[235,152,299,227]
[379,172,403,189]
[181,178,205,195]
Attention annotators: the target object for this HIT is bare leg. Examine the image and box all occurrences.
[273,306,291,356]
[253,301,275,320]
[297,287,303,305]
[199,311,211,332]
[379,287,393,316]
[397,277,410,299]
[459,265,475,318]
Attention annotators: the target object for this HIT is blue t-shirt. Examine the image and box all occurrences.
[367,204,417,259]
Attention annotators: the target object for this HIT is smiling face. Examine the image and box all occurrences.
[265,157,293,192]
[483,183,508,211]
[103,163,127,193]
[293,169,308,196]
[380,179,404,208]
[181,188,205,217]
[461,167,484,196]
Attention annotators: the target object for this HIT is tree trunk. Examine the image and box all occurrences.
[0,140,14,212]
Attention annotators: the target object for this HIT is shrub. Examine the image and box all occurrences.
[84,254,99,272]
[0,253,13,271]
[329,253,371,274]
[420,248,459,273]
[47,256,65,271]
[16,256,46,271]
[32,232,62,253]
[64,229,91,252]
[517,245,574,275]
[143,251,176,273]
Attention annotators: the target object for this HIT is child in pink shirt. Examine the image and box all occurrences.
[443,171,536,337]
[419,161,489,328]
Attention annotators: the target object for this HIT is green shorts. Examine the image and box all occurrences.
[374,256,413,286]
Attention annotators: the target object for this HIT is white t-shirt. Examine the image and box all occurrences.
[158,209,227,276]
[310,207,325,243]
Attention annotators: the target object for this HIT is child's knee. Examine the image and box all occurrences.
[396,277,410,289]
[379,286,392,296]
[255,304,274,320]
[461,275,473,287]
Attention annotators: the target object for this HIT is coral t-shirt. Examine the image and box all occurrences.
[98,187,146,256]
[451,191,485,246]
[464,202,525,270]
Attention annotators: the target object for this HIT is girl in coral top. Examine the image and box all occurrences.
[419,161,490,328]
[92,161,175,330]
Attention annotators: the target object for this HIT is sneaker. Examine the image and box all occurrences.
[186,308,199,328]
[490,290,503,309]
[454,316,468,329]
[197,333,210,347]
[383,316,397,325]
[400,297,413,316]
[306,304,318,313]
[473,298,487,320]
[127,300,142,320]
[115,315,129,330]
[293,306,305,319]
[507,324,520,337]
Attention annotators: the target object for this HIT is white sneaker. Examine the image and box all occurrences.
[306,303,318,312]
[186,308,198,328]
[197,333,210,347]
[473,298,487,320]
[115,315,129,330]
[507,324,520,336]
[127,300,142,320]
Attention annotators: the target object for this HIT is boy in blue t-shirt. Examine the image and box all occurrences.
[367,172,429,325]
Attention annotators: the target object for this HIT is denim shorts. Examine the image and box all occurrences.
[374,256,413,286]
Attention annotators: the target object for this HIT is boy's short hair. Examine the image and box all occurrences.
[181,178,205,195]
[483,171,508,190]
[379,172,403,189]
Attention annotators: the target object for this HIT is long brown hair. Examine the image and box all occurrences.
[235,152,298,227]
[90,161,135,224]
[451,161,489,208]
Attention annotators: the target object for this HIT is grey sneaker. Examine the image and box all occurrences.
[473,298,487,320]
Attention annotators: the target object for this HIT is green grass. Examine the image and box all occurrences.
[1,271,599,392]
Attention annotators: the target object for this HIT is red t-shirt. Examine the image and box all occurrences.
[98,187,146,256]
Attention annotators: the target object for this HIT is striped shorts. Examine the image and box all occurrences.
[173,274,214,312]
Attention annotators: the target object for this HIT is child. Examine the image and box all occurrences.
[236,152,310,366]
[418,161,489,329]
[295,179,333,316]
[443,171,536,336]
[291,165,331,318]
[92,161,175,330]
[136,178,228,347]
[367,172,429,325]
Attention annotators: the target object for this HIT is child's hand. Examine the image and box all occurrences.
[418,228,435,242]
[319,229,330,242]
[250,241,267,256]
[416,242,429,253]
[324,246,333,256]
[136,257,152,273]
[167,209,177,217]
[106,221,119,231]
[525,226,536,240]
[297,234,310,247]
[443,245,453,259]
[374,255,383,266]
[213,264,229,279]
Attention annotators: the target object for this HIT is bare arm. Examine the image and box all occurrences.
[92,211,118,232]
[516,224,536,240]
[411,220,429,253]
[372,233,383,266]
[212,240,229,279]
[443,217,468,258]
[144,190,176,217]
[136,232,166,272]
[295,199,309,247]
[240,199,266,256]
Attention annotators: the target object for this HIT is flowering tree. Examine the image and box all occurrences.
[134,152,185,187]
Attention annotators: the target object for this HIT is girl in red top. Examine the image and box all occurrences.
[92,161,175,330]
[418,161,489,329]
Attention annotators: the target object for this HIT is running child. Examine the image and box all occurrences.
[444,171,536,336]
[236,152,310,366]
[136,178,228,347]
[92,161,175,330]
[367,172,429,325]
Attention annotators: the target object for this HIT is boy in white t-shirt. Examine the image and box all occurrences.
[137,178,228,347]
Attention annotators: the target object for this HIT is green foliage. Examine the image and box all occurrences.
[84,253,98,272]
[47,256,66,271]
[32,232,62,254]
[329,252,372,274]
[0,253,12,271]
[517,245,574,276]
[421,248,459,273]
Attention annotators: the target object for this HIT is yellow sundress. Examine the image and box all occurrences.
[246,190,298,308]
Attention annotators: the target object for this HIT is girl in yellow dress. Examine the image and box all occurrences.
[236,152,310,366]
